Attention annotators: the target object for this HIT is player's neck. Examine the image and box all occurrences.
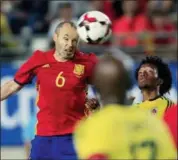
[142,89,160,102]
[54,51,69,62]
[101,95,125,106]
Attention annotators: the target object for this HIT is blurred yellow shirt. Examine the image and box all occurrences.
[74,105,176,160]
[135,96,174,118]
[0,13,17,47]
[0,13,12,35]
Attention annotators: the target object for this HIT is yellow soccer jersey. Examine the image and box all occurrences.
[135,96,174,118]
[74,105,176,160]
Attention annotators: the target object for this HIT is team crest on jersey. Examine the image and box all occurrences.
[73,64,85,78]
[151,107,158,114]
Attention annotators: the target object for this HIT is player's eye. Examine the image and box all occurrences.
[138,71,143,74]
[64,37,68,41]
[148,70,154,74]
[72,40,77,45]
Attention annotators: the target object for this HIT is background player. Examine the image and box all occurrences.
[134,56,174,118]
[74,55,176,160]
[0,21,99,160]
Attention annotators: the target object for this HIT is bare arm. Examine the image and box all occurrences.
[0,80,23,101]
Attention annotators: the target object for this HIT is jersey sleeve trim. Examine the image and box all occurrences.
[14,78,32,86]
[87,154,109,160]
[163,97,174,112]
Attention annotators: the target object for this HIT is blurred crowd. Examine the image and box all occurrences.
[0,0,177,58]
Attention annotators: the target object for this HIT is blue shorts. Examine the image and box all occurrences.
[30,134,77,160]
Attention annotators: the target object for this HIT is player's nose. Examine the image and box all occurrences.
[67,40,73,47]
[143,70,148,77]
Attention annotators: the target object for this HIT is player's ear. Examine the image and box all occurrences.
[157,78,163,85]
[76,36,80,46]
[53,33,58,42]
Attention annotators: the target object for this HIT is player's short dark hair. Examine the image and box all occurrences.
[135,56,172,95]
[55,21,76,33]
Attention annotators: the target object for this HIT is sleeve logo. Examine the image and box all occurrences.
[42,64,50,68]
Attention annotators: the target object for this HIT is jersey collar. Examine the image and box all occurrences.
[148,95,161,101]
[47,48,79,63]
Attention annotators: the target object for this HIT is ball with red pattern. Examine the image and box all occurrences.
[77,11,112,44]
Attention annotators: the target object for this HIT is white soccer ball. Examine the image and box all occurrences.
[77,11,112,44]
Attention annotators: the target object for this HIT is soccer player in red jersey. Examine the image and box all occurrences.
[0,21,98,159]
[164,104,178,149]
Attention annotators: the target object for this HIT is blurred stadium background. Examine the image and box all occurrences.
[1,0,177,159]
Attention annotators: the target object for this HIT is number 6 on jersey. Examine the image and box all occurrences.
[55,72,66,88]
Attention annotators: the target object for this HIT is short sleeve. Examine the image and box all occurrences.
[86,53,98,84]
[14,50,43,85]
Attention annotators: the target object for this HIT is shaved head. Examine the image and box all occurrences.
[55,21,77,34]
[93,55,130,105]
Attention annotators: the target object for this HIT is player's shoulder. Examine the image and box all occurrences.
[161,96,174,103]
[30,49,54,62]
[89,105,132,122]
[33,49,44,55]
[134,95,173,105]
[78,105,152,132]
[160,96,175,109]
[76,106,117,128]
[75,107,117,135]
[32,49,53,56]
[30,49,46,59]
[132,102,141,107]
[75,51,98,64]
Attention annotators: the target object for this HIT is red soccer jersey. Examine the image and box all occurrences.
[14,49,97,136]
[164,105,178,148]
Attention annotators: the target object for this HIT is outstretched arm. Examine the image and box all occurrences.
[1,50,43,102]
[0,80,23,101]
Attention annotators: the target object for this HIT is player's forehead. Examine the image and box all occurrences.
[139,63,157,71]
[58,23,78,38]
